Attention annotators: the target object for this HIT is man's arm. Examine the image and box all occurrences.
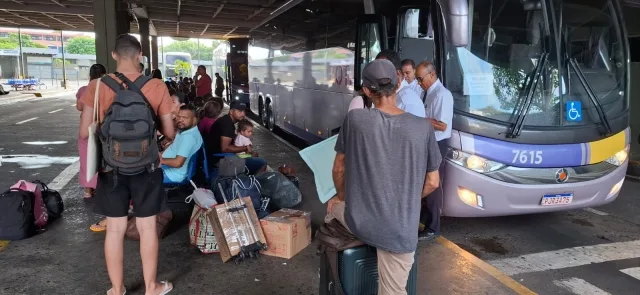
[422,170,440,198]
[161,155,187,168]
[221,136,250,153]
[158,114,176,140]
[332,153,346,201]
[429,92,453,132]
[428,118,447,131]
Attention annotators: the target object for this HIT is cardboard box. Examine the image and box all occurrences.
[259,209,311,259]
[207,197,267,263]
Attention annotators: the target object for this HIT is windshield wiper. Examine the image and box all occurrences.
[568,58,612,135]
[506,52,549,138]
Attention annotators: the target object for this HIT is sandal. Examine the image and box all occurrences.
[90,221,107,232]
[83,189,94,199]
[106,287,126,295]
[158,281,173,295]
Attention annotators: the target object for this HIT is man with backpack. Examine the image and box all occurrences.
[78,34,175,295]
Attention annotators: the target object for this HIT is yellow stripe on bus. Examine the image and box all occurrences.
[588,130,626,164]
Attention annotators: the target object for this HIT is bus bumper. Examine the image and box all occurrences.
[442,160,628,217]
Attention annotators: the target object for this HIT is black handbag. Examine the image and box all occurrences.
[33,180,64,220]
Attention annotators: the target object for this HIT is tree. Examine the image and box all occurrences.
[174,60,192,76]
[65,36,96,54]
[53,58,71,67]
[162,39,220,61]
[0,33,46,49]
[492,66,560,114]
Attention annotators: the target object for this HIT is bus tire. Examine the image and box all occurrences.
[266,103,275,132]
[259,98,267,126]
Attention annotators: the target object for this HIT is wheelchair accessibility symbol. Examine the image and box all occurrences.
[566,101,582,122]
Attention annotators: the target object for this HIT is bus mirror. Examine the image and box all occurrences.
[438,0,469,47]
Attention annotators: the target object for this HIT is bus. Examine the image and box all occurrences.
[249,0,631,217]
[164,52,192,78]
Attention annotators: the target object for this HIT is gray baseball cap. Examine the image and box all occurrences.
[362,59,398,91]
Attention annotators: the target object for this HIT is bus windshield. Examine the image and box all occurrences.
[166,54,191,65]
[445,0,626,129]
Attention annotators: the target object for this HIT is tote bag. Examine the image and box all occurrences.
[85,81,101,181]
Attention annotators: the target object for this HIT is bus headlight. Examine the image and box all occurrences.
[237,89,244,94]
[605,145,629,166]
[447,149,505,173]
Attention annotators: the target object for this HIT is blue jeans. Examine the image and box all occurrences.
[245,157,267,175]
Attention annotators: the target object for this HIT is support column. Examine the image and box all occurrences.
[139,18,151,73]
[93,0,130,73]
[151,36,159,70]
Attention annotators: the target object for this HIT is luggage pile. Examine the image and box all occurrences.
[0,180,64,241]
[184,156,309,264]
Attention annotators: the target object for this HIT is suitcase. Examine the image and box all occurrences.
[319,245,417,295]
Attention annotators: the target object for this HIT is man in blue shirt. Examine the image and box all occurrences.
[161,105,203,183]
[375,50,426,118]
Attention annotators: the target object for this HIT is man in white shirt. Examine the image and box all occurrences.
[401,59,423,96]
[415,61,454,241]
[375,50,425,118]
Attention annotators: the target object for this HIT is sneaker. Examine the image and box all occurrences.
[418,231,438,241]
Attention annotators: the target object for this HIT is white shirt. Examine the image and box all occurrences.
[397,84,426,118]
[234,134,252,147]
[407,79,423,96]
[422,79,453,141]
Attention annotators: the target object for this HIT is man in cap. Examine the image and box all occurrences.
[326,59,442,295]
[205,100,267,174]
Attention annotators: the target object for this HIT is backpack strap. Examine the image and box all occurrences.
[112,72,160,125]
[325,248,346,295]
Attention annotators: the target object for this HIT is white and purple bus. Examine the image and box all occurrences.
[249,0,631,217]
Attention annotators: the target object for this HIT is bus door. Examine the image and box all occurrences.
[396,5,436,64]
[354,14,388,91]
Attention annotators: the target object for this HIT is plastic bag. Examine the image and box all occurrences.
[256,172,302,210]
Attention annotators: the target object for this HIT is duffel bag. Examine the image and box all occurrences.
[256,171,302,210]
[33,180,64,220]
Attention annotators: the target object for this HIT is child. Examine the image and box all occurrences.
[234,119,254,158]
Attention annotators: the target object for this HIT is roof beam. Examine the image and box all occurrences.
[50,0,66,8]
[0,3,93,15]
[41,12,76,28]
[251,0,305,30]
[247,8,264,20]
[11,0,25,5]
[0,10,50,27]
[148,12,260,27]
[213,3,225,19]
[200,24,209,36]
[0,18,20,26]
[223,26,238,38]
[78,15,93,25]
[130,4,157,36]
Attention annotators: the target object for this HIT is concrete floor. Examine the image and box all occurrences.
[0,92,639,294]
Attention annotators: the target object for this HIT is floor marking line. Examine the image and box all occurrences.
[620,267,640,280]
[488,240,640,276]
[436,236,538,295]
[553,278,611,295]
[49,160,80,194]
[48,109,63,114]
[70,104,76,107]
[15,117,38,125]
[583,208,609,216]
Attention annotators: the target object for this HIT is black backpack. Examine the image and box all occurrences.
[99,73,159,175]
[0,188,36,241]
[33,180,64,220]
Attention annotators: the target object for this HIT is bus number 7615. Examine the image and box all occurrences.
[512,150,543,165]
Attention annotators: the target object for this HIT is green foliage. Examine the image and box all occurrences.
[174,60,192,76]
[53,58,72,67]
[0,33,46,49]
[65,36,96,54]
[162,39,220,61]
[492,67,560,113]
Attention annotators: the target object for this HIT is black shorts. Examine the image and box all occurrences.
[94,169,167,218]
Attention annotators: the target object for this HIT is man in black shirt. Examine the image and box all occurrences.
[206,101,267,174]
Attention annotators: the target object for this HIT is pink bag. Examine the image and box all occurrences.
[11,180,48,228]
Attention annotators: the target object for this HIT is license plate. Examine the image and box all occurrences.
[541,193,573,206]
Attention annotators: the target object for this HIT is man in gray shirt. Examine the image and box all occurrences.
[326,59,442,295]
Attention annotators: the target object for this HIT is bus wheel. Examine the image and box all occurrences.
[260,100,268,127]
[267,104,275,132]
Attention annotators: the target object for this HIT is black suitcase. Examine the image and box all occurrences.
[319,245,417,295]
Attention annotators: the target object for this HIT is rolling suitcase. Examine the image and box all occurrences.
[319,245,418,295]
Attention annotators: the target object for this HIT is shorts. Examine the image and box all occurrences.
[94,169,167,218]
[245,157,267,175]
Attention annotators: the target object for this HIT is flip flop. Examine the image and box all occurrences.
[159,281,173,295]
[83,191,94,199]
[90,222,107,232]
[106,287,126,295]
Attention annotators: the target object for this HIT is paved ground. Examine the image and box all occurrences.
[0,92,639,294]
